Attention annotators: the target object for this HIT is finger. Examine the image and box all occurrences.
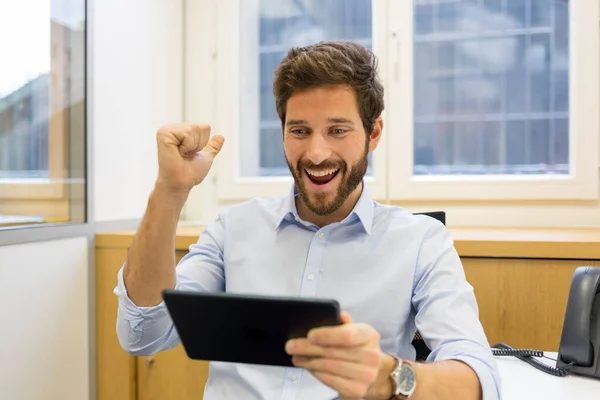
[308,323,376,347]
[200,134,225,157]
[309,371,367,400]
[292,356,378,382]
[170,124,211,156]
[286,339,366,362]
[341,311,353,324]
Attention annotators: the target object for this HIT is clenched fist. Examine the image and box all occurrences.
[155,123,224,193]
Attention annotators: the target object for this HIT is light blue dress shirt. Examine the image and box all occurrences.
[114,184,501,400]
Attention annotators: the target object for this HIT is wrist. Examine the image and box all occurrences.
[153,180,191,204]
[365,354,397,400]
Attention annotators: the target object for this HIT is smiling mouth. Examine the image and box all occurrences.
[305,168,340,185]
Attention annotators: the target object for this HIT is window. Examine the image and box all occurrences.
[412,0,569,176]
[212,0,598,203]
[0,0,86,228]
[238,0,373,178]
[388,0,598,200]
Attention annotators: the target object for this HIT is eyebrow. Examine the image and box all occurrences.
[285,118,355,126]
[327,117,355,126]
[286,119,308,126]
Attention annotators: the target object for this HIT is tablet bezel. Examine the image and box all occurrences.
[161,289,343,367]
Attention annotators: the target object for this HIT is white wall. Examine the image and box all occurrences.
[0,237,89,400]
[181,0,220,223]
[93,0,184,222]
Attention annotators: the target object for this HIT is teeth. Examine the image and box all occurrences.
[306,168,339,177]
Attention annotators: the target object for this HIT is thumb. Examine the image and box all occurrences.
[340,311,353,324]
[201,135,225,157]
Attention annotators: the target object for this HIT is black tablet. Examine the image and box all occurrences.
[161,289,343,367]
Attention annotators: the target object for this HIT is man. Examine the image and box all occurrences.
[115,41,501,399]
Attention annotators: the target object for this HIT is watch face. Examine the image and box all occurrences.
[398,364,416,393]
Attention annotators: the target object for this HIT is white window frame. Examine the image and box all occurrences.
[213,0,388,201]
[206,0,599,207]
[387,0,599,201]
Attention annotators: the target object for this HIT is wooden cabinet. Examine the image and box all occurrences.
[96,246,136,400]
[96,237,209,400]
[462,258,600,351]
[137,347,209,400]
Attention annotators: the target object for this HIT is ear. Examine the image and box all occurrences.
[368,117,383,152]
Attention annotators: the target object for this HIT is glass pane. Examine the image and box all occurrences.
[529,33,551,113]
[483,0,502,14]
[259,127,286,175]
[455,121,482,166]
[506,121,527,169]
[240,0,373,177]
[0,0,86,228]
[414,2,433,35]
[413,0,569,176]
[505,36,527,113]
[506,0,527,28]
[437,1,458,33]
[553,118,569,167]
[531,0,551,27]
[482,121,501,167]
[414,43,437,116]
[553,0,569,112]
[530,119,550,166]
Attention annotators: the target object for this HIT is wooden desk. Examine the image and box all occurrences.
[96,226,600,259]
[95,225,600,400]
[452,227,600,259]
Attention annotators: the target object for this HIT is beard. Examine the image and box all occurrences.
[285,146,369,216]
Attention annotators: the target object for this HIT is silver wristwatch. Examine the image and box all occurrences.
[389,356,417,399]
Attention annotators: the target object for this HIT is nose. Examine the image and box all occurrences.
[305,132,332,165]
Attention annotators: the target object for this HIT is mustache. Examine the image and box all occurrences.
[297,159,345,171]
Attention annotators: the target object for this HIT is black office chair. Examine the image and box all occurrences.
[410,211,446,361]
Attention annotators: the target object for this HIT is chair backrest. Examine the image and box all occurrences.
[410,211,445,361]
[414,211,446,225]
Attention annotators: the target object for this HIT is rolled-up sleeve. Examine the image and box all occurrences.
[114,214,226,356]
[412,218,501,400]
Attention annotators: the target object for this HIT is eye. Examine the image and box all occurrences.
[291,128,308,136]
[331,128,348,135]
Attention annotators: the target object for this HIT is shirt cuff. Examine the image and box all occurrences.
[114,266,178,349]
[113,268,179,330]
[445,355,502,400]
[113,266,170,316]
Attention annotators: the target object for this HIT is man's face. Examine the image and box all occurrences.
[283,84,382,216]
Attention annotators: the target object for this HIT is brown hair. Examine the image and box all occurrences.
[272,40,384,134]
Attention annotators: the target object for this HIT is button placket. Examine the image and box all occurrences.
[299,230,328,297]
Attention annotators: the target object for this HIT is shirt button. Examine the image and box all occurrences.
[290,375,297,381]
[318,232,324,239]
[307,274,315,281]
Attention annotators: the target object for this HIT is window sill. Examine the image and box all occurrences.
[0,215,45,228]
[0,180,68,200]
[95,225,600,260]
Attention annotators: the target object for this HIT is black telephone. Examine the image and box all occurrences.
[491,266,600,379]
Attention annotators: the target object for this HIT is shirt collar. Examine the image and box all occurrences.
[275,181,374,235]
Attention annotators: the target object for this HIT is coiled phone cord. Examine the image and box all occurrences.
[492,343,574,377]
[491,347,543,358]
